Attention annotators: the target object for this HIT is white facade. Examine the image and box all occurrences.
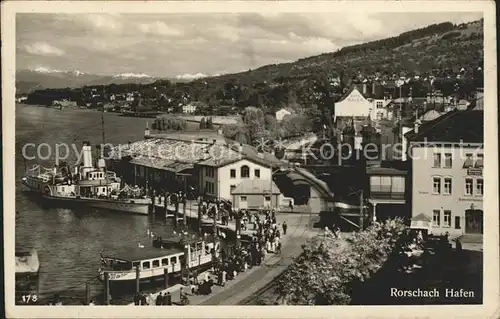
[182,104,197,114]
[275,108,292,121]
[410,144,483,237]
[335,88,374,120]
[198,158,272,200]
[371,99,394,120]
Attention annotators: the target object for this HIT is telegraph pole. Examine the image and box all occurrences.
[359,190,364,231]
[235,210,241,248]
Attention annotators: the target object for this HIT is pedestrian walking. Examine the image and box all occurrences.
[155,292,163,305]
[276,242,282,254]
[289,200,293,212]
[282,221,287,235]
[163,292,172,305]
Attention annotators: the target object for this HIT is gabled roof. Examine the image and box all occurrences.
[336,85,368,103]
[411,213,432,222]
[405,109,483,143]
[231,179,281,195]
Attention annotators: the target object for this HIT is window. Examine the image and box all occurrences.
[230,185,236,192]
[240,196,247,202]
[152,260,160,268]
[142,261,151,269]
[455,216,461,229]
[132,262,140,269]
[171,256,177,264]
[376,101,383,108]
[444,153,452,168]
[241,165,250,178]
[463,153,473,168]
[230,169,236,178]
[205,181,214,194]
[476,179,483,196]
[465,178,473,195]
[433,153,441,167]
[264,196,271,201]
[161,258,169,266]
[254,169,260,178]
[475,154,484,168]
[391,176,405,193]
[205,167,215,178]
[432,177,441,194]
[443,210,451,227]
[444,178,452,195]
[61,187,65,192]
[432,210,440,227]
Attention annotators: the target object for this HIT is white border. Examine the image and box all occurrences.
[2,1,498,318]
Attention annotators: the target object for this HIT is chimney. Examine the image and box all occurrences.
[362,83,367,95]
[372,82,376,96]
[81,141,93,176]
[414,119,421,134]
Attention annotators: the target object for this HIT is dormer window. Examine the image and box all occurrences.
[475,154,483,168]
[463,154,474,168]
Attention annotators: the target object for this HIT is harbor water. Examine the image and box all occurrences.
[14,105,188,303]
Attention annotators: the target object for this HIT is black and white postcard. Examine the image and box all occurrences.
[2,1,498,318]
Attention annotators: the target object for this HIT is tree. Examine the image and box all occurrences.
[276,219,407,305]
[242,106,265,144]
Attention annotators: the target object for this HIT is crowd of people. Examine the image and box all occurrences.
[133,291,173,306]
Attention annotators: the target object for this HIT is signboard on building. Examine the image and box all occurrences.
[467,167,483,176]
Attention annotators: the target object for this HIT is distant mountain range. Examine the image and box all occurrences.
[15,67,203,95]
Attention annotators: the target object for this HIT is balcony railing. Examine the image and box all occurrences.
[370,190,405,200]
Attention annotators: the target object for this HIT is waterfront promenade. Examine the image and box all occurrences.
[127,212,319,305]
[153,199,310,237]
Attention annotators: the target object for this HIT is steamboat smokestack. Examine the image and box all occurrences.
[82,141,93,175]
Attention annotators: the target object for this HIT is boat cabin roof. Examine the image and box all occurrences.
[102,245,183,262]
[102,235,214,262]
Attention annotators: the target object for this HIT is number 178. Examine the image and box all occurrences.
[21,294,38,303]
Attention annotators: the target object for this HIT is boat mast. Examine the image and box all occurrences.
[101,92,106,147]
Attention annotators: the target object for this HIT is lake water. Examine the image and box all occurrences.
[14,105,182,303]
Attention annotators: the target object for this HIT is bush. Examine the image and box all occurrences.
[277,219,407,305]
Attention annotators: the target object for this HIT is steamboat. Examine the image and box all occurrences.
[98,235,220,292]
[21,142,151,215]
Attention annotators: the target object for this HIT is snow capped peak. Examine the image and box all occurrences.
[31,67,85,76]
[32,66,63,73]
[113,73,151,78]
[175,73,207,80]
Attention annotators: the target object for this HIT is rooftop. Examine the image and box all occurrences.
[109,136,283,171]
[231,179,281,195]
[405,109,484,143]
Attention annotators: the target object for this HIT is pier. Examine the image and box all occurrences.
[126,212,318,306]
[152,198,257,237]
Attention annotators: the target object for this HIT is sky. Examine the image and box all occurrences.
[16,12,482,79]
